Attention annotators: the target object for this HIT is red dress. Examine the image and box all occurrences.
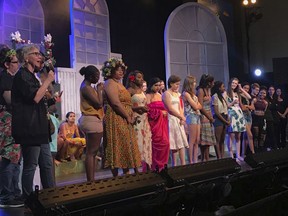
[148,101,169,171]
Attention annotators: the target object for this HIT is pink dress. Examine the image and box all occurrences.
[147,101,169,171]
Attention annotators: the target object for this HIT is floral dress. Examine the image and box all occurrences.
[131,92,152,166]
[227,94,246,132]
[104,89,141,169]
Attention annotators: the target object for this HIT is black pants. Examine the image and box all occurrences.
[264,120,278,149]
[279,118,287,148]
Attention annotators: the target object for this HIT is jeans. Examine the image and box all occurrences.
[0,158,21,202]
[21,144,55,198]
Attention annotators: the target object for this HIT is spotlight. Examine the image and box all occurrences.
[243,0,249,5]
[254,69,262,76]
[251,0,257,3]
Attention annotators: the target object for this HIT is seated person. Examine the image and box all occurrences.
[56,112,85,161]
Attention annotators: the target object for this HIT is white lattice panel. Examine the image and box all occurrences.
[56,67,79,120]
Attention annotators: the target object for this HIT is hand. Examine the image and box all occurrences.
[209,116,214,123]
[54,91,63,103]
[142,106,149,113]
[180,119,186,126]
[162,110,167,117]
[96,82,104,92]
[238,84,242,90]
[47,70,55,83]
[180,116,186,122]
[233,98,239,104]
[226,120,231,125]
[126,116,134,124]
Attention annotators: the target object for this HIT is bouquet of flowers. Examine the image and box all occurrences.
[42,33,56,71]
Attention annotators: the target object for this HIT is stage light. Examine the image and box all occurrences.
[254,68,262,76]
[243,0,249,6]
[251,0,257,4]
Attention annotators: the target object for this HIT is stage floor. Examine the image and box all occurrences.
[0,154,250,216]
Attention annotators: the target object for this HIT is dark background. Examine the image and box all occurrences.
[39,0,247,84]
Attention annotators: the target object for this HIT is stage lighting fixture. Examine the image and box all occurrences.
[243,0,249,5]
[254,68,262,76]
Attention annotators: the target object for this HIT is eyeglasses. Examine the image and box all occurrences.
[28,52,42,57]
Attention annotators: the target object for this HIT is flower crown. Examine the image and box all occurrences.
[5,49,16,59]
[101,58,127,80]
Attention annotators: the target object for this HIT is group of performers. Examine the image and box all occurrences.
[0,43,287,209]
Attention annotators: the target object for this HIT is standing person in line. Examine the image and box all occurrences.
[159,80,166,95]
[182,76,202,164]
[126,70,152,172]
[251,87,268,150]
[226,78,246,160]
[102,58,141,177]
[146,77,169,171]
[12,44,56,200]
[250,83,260,99]
[240,82,255,156]
[78,65,104,181]
[277,88,288,148]
[211,81,230,159]
[163,75,188,166]
[264,86,278,150]
[197,74,216,162]
[0,47,23,208]
[142,81,147,94]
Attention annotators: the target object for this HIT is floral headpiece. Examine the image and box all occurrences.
[101,58,127,80]
[128,75,135,82]
[5,49,16,58]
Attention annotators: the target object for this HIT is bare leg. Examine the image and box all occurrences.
[235,132,242,159]
[228,133,234,158]
[171,150,178,166]
[200,146,205,162]
[246,124,255,154]
[204,146,210,161]
[57,139,68,161]
[219,126,226,159]
[179,148,186,165]
[188,124,199,163]
[85,132,103,181]
[214,126,224,159]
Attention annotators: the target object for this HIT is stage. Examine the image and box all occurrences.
[1,149,288,216]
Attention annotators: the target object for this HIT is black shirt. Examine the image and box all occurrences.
[0,70,14,110]
[12,67,49,145]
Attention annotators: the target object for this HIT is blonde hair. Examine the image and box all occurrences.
[182,75,196,97]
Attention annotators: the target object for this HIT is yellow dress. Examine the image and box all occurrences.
[104,88,141,169]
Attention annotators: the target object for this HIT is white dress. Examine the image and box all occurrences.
[166,92,189,150]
